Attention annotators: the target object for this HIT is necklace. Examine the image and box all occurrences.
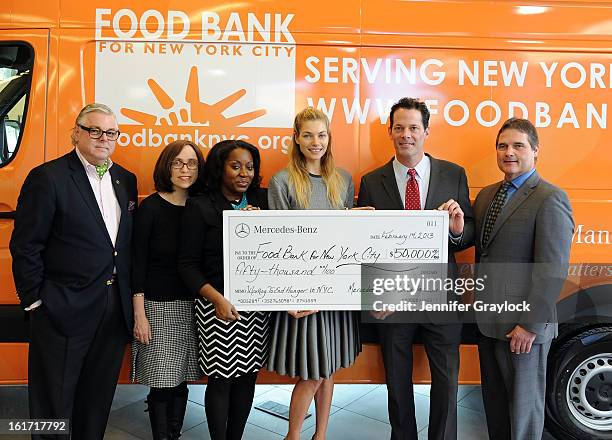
[231,193,248,210]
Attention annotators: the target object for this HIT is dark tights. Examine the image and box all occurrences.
[205,372,257,440]
[148,382,189,440]
[149,381,188,402]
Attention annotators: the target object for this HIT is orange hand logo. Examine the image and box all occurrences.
[120,66,267,129]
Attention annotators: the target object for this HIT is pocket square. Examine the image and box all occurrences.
[128,201,136,212]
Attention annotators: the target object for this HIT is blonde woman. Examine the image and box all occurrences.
[267,107,361,440]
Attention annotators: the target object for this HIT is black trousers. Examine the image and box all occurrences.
[378,323,461,440]
[28,284,130,440]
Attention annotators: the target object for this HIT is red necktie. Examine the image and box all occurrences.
[405,168,421,210]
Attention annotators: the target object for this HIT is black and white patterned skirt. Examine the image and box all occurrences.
[195,298,270,378]
[132,299,201,388]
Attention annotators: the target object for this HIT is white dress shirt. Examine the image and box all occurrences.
[75,148,121,245]
[393,154,431,209]
[392,154,462,243]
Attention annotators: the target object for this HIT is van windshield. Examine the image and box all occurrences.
[0,44,33,166]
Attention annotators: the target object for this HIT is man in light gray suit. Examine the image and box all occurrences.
[357,97,474,440]
[473,118,574,440]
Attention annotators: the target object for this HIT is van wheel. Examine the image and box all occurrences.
[547,326,612,439]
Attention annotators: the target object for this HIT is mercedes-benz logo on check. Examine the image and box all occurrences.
[235,223,250,238]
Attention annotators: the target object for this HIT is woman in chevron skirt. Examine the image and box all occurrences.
[179,140,270,440]
[131,140,205,440]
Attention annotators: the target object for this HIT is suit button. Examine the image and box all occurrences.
[106,279,113,285]
[114,251,118,256]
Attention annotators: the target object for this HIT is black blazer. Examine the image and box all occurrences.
[10,150,137,336]
[357,154,475,262]
[356,155,475,335]
[179,188,268,297]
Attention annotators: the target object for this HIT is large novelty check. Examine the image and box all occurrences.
[223,210,449,311]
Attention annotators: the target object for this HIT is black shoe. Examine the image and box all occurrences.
[168,385,189,439]
[147,392,171,440]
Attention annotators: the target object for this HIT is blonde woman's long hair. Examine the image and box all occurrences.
[287,107,346,209]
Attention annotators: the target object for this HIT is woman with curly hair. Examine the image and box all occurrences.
[179,140,270,440]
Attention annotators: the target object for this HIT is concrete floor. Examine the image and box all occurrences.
[0,384,559,439]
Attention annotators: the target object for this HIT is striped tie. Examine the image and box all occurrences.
[482,181,512,246]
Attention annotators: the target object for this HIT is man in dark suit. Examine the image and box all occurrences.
[357,97,474,440]
[10,103,137,439]
[473,118,573,439]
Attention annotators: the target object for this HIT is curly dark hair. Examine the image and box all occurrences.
[204,140,262,200]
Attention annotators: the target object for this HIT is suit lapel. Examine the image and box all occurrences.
[380,160,404,209]
[110,165,128,244]
[486,171,540,246]
[424,154,439,210]
[477,183,500,247]
[68,151,113,246]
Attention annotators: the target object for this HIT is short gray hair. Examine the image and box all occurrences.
[75,103,116,125]
[71,103,116,146]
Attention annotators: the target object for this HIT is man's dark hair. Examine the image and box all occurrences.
[153,140,206,195]
[496,118,539,151]
[389,97,430,130]
[204,140,262,201]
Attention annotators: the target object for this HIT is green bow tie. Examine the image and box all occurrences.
[95,160,109,179]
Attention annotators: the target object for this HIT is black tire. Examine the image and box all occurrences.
[553,324,598,352]
[546,326,612,439]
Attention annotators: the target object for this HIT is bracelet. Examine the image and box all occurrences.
[133,293,144,297]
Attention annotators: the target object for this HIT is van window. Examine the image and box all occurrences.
[0,44,34,166]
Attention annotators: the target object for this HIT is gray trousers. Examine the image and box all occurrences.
[478,332,551,440]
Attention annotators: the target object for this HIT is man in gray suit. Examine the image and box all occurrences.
[473,118,573,440]
[357,97,474,440]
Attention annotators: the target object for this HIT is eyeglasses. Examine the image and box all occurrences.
[77,124,120,141]
[170,159,199,170]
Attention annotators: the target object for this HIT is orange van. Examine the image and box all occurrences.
[0,1,610,438]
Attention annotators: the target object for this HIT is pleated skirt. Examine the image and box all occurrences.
[267,311,362,380]
[195,298,270,378]
[132,299,202,388]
